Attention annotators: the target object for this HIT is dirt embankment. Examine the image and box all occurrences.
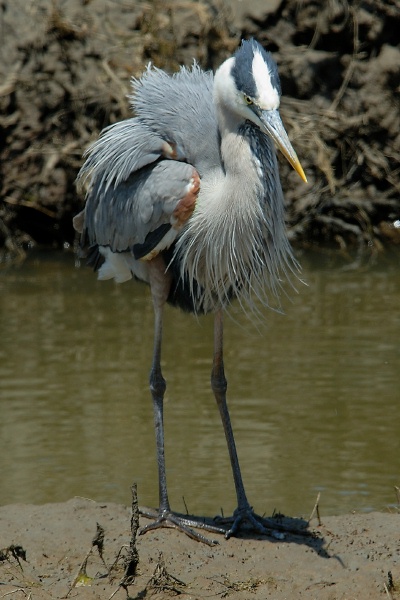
[0,0,399,264]
[1,497,400,600]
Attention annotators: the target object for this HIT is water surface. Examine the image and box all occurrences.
[0,250,399,519]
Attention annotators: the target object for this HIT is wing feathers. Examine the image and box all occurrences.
[75,64,211,272]
[80,159,199,256]
[132,223,172,259]
[77,119,171,194]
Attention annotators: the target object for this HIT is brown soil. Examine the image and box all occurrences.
[1,0,400,264]
[0,497,399,599]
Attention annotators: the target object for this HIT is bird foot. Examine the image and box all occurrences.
[139,507,227,546]
[215,507,291,540]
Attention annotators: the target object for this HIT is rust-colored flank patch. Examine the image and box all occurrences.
[172,170,200,228]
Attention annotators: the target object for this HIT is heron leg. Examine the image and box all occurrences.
[211,309,251,512]
[148,258,170,516]
[211,309,288,540]
[139,256,226,546]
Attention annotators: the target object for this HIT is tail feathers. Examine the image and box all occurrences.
[98,247,133,283]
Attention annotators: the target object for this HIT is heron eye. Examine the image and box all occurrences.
[244,95,253,105]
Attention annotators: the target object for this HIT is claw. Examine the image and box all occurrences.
[215,508,292,540]
[139,507,226,546]
[225,509,274,539]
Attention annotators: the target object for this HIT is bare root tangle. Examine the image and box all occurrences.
[277,1,400,256]
[120,483,140,588]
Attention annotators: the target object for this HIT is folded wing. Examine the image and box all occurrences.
[75,119,200,263]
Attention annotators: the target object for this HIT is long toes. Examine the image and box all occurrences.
[139,509,223,546]
[225,511,270,539]
[139,507,158,519]
[218,509,288,540]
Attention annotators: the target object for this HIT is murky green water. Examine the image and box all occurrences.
[0,249,399,519]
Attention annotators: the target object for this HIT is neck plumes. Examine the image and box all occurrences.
[173,93,298,316]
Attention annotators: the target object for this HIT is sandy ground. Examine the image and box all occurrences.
[0,497,399,599]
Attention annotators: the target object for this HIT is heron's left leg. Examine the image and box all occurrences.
[211,309,288,540]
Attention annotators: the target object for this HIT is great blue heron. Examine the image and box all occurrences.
[74,38,306,545]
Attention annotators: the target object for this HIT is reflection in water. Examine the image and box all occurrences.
[0,250,399,517]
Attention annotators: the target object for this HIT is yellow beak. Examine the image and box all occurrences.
[259,109,307,183]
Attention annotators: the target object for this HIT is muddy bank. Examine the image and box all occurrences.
[1,0,400,264]
[0,497,399,599]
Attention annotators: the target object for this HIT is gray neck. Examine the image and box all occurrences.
[217,109,264,205]
[174,85,298,315]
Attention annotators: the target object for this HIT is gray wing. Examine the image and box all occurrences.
[77,150,199,258]
[77,118,188,191]
[75,64,220,257]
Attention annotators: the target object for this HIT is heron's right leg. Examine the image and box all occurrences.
[139,256,225,545]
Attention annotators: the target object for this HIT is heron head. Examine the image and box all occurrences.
[214,39,307,183]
